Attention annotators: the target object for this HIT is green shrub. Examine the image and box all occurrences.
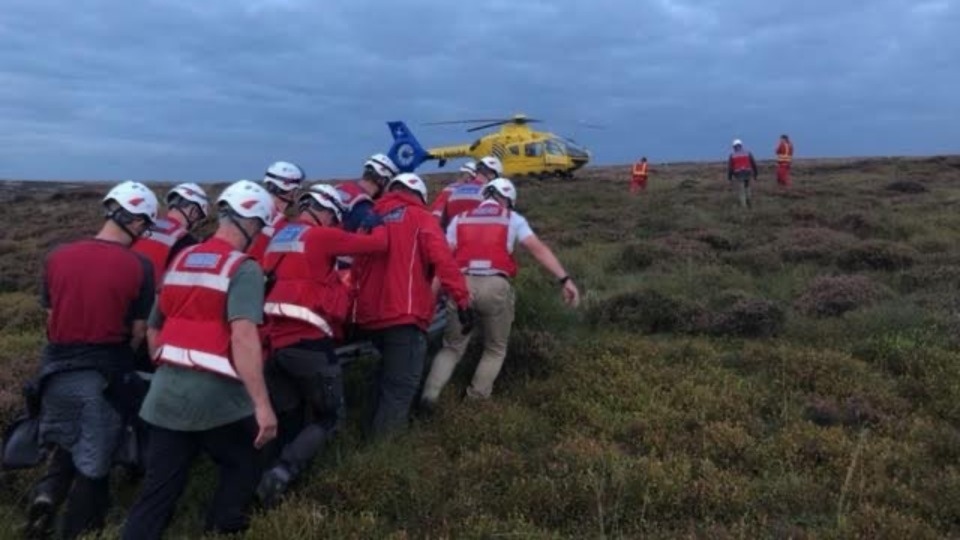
[794,275,891,317]
[586,289,705,334]
[707,297,786,338]
[837,241,917,271]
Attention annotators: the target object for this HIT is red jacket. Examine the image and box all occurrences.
[261,220,388,349]
[432,176,486,228]
[132,215,188,288]
[335,181,373,211]
[454,202,518,278]
[155,237,250,380]
[247,215,288,263]
[352,191,470,332]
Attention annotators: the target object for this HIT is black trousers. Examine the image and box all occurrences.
[262,340,344,479]
[31,447,110,540]
[366,325,427,442]
[120,417,261,540]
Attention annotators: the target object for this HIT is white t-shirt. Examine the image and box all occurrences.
[446,201,535,254]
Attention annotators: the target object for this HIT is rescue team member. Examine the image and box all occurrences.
[421,179,580,410]
[333,153,398,289]
[132,182,210,288]
[428,160,476,220]
[256,184,389,508]
[121,180,278,540]
[776,134,794,188]
[130,183,210,378]
[335,153,399,233]
[727,139,758,209]
[434,155,503,229]
[247,161,306,262]
[25,181,158,540]
[630,157,649,194]
[351,173,473,441]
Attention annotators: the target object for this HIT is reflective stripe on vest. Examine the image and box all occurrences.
[162,250,247,292]
[155,344,239,379]
[265,223,308,254]
[264,301,333,336]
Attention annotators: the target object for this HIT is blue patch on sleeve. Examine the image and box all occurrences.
[273,224,306,243]
[382,207,406,223]
[184,252,222,269]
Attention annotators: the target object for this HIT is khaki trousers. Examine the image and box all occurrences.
[422,275,516,401]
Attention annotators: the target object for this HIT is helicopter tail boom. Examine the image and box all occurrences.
[385,121,432,173]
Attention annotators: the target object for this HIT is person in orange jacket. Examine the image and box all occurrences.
[350,172,472,441]
[775,134,793,188]
[255,183,389,508]
[630,157,649,194]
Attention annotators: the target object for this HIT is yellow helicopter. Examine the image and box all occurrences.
[384,114,593,179]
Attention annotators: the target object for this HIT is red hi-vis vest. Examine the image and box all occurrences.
[247,215,287,263]
[133,216,188,287]
[335,181,372,211]
[632,161,648,177]
[454,203,518,278]
[154,237,250,380]
[777,141,793,163]
[262,223,345,343]
[731,150,752,172]
[444,181,486,221]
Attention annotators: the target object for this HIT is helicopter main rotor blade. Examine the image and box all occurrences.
[423,119,511,126]
[466,120,509,132]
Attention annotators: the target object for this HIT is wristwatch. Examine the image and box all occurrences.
[557,275,571,286]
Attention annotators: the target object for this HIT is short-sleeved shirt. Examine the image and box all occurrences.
[41,238,154,347]
[139,259,265,431]
[446,201,535,254]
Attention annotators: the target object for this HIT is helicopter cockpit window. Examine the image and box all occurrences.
[524,142,544,157]
[545,139,564,155]
[562,138,589,159]
[509,145,520,156]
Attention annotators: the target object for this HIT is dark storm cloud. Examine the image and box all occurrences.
[0,0,957,181]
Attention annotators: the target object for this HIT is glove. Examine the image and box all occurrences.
[457,307,475,336]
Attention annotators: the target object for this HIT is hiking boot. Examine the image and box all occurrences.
[24,492,54,539]
[256,464,293,510]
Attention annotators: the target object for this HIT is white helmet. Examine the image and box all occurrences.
[732,139,743,147]
[363,153,400,180]
[263,161,305,192]
[299,183,345,222]
[477,155,504,177]
[217,179,275,225]
[387,172,428,203]
[459,161,477,175]
[103,181,159,224]
[483,177,517,208]
[166,182,210,218]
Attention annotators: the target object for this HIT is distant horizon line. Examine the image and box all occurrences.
[1,152,957,185]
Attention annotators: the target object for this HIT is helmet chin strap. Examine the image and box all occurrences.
[107,209,142,242]
[227,213,256,252]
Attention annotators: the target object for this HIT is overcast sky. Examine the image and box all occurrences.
[1,0,958,182]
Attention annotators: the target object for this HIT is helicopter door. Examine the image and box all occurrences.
[543,139,567,167]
